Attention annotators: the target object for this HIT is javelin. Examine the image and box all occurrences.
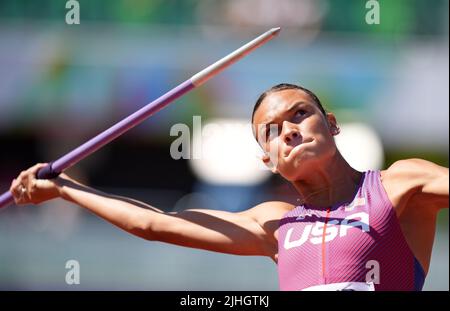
[0,27,281,209]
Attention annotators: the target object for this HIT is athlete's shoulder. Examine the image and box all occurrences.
[252,200,294,213]
[381,158,448,214]
[382,158,446,185]
[240,201,294,223]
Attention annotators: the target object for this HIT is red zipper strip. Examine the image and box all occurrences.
[321,207,331,279]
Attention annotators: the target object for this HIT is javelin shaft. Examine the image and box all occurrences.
[45,80,195,178]
[0,27,280,209]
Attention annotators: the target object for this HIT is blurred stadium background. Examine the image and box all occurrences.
[0,0,448,290]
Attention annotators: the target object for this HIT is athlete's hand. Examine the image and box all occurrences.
[9,163,70,205]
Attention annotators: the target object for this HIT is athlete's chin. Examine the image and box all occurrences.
[279,154,316,181]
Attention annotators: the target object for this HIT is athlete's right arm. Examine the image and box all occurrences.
[10,164,278,258]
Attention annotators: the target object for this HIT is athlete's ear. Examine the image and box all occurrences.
[262,153,278,174]
[326,113,340,136]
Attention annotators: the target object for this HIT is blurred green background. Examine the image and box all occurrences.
[0,0,448,290]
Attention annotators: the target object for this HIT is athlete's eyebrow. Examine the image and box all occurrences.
[286,101,308,113]
[262,101,309,125]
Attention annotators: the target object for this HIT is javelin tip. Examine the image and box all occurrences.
[191,27,281,86]
[270,27,281,36]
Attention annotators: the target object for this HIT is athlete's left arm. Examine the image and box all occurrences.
[386,158,449,213]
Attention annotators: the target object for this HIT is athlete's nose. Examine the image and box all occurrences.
[283,123,301,144]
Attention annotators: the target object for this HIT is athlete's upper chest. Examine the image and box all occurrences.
[278,197,372,249]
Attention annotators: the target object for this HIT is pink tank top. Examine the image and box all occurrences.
[277,170,425,291]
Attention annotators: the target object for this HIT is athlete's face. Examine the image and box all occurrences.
[252,89,340,181]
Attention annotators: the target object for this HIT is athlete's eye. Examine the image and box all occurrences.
[295,109,307,117]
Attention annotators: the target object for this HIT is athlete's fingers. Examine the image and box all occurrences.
[9,178,21,203]
[28,163,49,177]
[10,177,29,205]
[10,163,50,205]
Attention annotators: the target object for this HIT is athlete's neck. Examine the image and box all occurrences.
[291,152,363,209]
